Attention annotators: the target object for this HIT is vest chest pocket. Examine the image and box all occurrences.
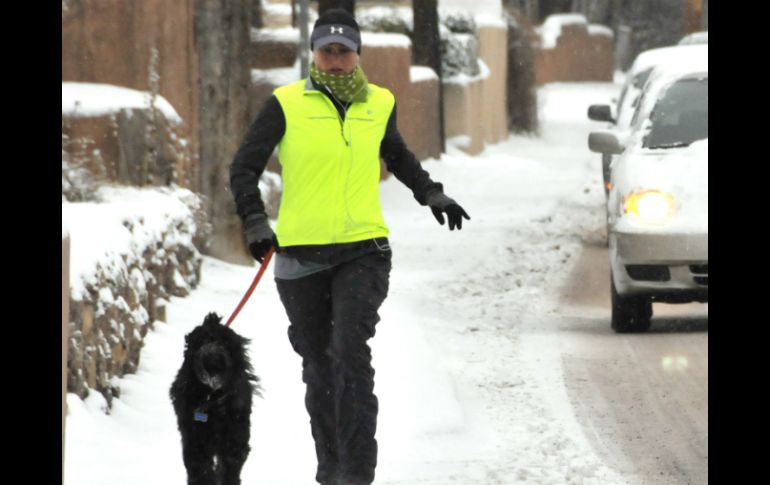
[306,116,338,121]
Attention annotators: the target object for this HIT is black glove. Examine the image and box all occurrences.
[425,191,471,230]
[244,213,275,263]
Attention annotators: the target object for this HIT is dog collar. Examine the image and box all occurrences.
[194,410,209,423]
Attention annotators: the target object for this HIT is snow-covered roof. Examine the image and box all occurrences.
[62,82,183,125]
[630,44,708,77]
[678,31,708,45]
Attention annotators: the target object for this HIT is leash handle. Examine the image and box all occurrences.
[225,247,275,327]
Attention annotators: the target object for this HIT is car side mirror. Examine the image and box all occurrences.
[588,105,615,123]
[588,131,625,155]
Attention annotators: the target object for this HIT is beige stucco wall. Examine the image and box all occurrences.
[478,24,509,146]
[401,71,442,162]
[443,24,509,156]
[360,43,412,120]
[443,78,485,155]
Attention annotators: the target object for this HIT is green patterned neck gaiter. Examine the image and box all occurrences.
[309,62,369,103]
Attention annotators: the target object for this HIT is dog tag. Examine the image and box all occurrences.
[194,410,209,423]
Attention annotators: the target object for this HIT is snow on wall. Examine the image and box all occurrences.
[474,13,508,29]
[444,58,491,86]
[588,24,614,38]
[64,185,202,301]
[63,184,207,406]
[251,26,299,43]
[538,14,588,49]
[62,82,183,125]
[252,64,301,86]
[439,0,502,17]
[362,31,412,49]
[357,5,413,33]
[410,66,439,83]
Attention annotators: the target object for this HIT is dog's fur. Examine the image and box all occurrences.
[170,313,259,485]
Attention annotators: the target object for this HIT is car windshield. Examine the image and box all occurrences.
[633,68,653,89]
[643,78,708,149]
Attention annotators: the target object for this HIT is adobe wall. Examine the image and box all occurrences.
[360,39,413,122]
[62,0,200,189]
[401,71,442,162]
[535,23,614,85]
[443,24,509,156]
[478,24,509,146]
[443,78,486,155]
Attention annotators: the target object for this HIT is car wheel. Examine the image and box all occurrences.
[610,274,652,333]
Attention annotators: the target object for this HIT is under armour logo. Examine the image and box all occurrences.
[330,26,343,34]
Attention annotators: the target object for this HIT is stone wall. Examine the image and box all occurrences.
[62,106,195,190]
[66,191,209,408]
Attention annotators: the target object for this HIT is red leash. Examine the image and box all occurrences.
[225,247,275,327]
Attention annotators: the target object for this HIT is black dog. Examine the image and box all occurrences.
[170,312,259,485]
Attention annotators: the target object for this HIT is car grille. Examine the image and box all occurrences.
[626,265,671,282]
[690,263,708,286]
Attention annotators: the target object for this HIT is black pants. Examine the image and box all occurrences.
[276,250,391,485]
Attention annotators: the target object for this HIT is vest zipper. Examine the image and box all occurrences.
[321,85,351,146]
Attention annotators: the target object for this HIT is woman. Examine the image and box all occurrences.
[229,9,469,485]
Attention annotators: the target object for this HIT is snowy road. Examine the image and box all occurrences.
[558,245,708,485]
[64,82,708,485]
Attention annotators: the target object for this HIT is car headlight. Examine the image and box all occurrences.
[623,190,675,224]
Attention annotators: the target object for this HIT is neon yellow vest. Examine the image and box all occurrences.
[272,79,394,247]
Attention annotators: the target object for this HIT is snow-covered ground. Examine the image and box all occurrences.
[64,82,634,485]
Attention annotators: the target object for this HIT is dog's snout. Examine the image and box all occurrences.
[194,342,232,390]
